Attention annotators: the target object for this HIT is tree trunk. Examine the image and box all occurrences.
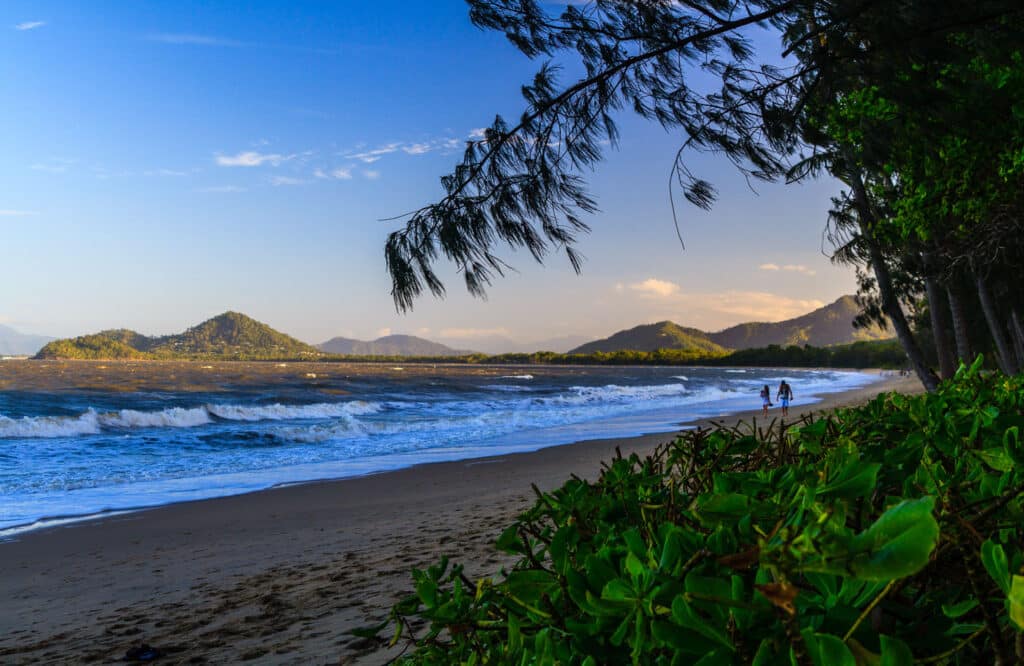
[946,284,972,365]
[845,165,939,391]
[924,272,956,380]
[976,274,1018,375]
[865,238,939,391]
[1010,308,1024,370]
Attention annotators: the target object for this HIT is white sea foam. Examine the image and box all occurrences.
[100,407,211,429]
[207,400,380,422]
[672,376,689,381]
[0,410,102,438]
[500,374,534,380]
[0,401,383,438]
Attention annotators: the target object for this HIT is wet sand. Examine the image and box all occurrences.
[0,371,920,665]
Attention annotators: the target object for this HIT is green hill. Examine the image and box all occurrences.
[570,296,892,355]
[35,334,150,360]
[707,296,891,349]
[570,321,728,355]
[35,312,320,360]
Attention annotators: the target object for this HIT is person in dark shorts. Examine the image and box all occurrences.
[777,380,793,417]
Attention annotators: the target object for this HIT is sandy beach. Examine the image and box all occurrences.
[0,373,920,665]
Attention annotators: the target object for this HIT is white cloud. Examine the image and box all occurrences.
[30,162,68,173]
[701,292,825,322]
[469,128,487,139]
[331,167,353,180]
[782,264,817,276]
[759,262,816,276]
[146,168,188,177]
[15,21,45,31]
[147,33,244,47]
[402,143,431,155]
[347,143,400,163]
[197,185,246,193]
[613,282,827,328]
[629,278,681,298]
[0,209,39,216]
[439,327,511,339]
[270,175,305,186]
[363,170,380,180]
[215,151,293,167]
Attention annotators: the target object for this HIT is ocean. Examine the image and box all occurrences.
[0,362,880,535]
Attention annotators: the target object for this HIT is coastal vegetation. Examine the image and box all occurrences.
[370,361,1024,663]
[322,339,906,369]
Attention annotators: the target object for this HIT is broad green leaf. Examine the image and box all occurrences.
[1009,575,1024,630]
[506,569,557,605]
[818,462,881,499]
[941,599,978,618]
[695,492,754,523]
[981,540,1011,594]
[879,635,914,666]
[848,497,939,580]
[671,596,733,650]
[602,578,637,603]
[802,630,856,666]
[976,447,1014,472]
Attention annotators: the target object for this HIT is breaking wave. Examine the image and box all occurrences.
[0,401,382,438]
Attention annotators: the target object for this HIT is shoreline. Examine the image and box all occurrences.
[0,373,919,665]
[0,367,882,539]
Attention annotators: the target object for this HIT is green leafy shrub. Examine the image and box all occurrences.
[365,358,1024,664]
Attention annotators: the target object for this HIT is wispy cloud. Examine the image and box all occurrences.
[145,168,189,177]
[15,21,45,31]
[330,167,353,180]
[759,262,816,276]
[781,264,816,276]
[469,128,487,139]
[270,175,306,186]
[215,151,293,167]
[629,278,681,298]
[0,209,39,216]
[363,170,380,180]
[613,278,826,327]
[196,185,246,193]
[147,33,245,47]
[30,158,75,174]
[346,143,401,163]
[402,143,431,155]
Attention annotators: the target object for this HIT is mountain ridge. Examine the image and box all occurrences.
[318,334,474,356]
[569,296,891,354]
[0,324,56,356]
[35,312,319,360]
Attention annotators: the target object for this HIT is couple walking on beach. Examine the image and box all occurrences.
[760,380,794,418]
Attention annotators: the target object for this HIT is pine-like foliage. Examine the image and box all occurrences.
[385,0,817,311]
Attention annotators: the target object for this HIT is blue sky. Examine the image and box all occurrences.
[2,1,856,349]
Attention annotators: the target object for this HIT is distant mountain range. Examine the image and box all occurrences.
[35,312,318,360]
[32,295,889,361]
[569,296,891,354]
[0,324,55,356]
[318,335,473,356]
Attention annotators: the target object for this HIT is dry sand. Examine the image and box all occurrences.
[0,373,921,665]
